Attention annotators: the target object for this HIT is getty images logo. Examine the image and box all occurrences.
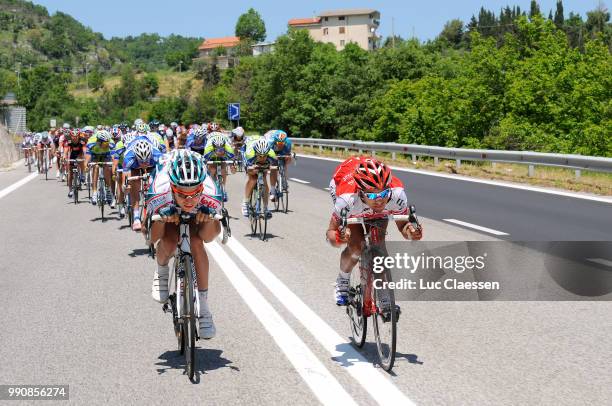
[372,252,488,274]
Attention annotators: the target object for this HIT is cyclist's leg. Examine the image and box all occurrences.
[151,222,179,302]
[192,221,220,338]
[340,224,365,274]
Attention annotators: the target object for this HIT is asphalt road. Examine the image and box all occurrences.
[0,157,610,405]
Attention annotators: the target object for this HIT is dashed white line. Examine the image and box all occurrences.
[443,219,509,236]
[225,237,415,406]
[0,172,38,201]
[290,178,310,184]
[586,258,612,268]
[207,241,357,406]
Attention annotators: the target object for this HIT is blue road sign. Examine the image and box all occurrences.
[228,103,240,121]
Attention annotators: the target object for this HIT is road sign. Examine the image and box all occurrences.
[50,119,56,128]
[228,103,240,121]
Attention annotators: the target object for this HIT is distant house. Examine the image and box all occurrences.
[196,36,241,69]
[288,9,381,51]
[252,41,276,57]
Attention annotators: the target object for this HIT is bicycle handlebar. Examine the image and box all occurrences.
[127,173,149,181]
[88,162,113,166]
[151,212,223,222]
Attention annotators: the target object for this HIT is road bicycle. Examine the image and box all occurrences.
[22,147,32,172]
[272,153,296,213]
[89,162,113,220]
[206,160,233,244]
[39,147,51,180]
[247,164,277,241]
[156,210,222,380]
[67,159,84,204]
[128,172,152,253]
[341,205,421,372]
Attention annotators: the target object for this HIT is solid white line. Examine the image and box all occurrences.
[443,219,509,236]
[0,172,38,201]
[323,187,330,191]
[295,153,612,204]
[225,237,415,405]
[290,177,310,184]
[586,258,612,268]
[207,241,357,406]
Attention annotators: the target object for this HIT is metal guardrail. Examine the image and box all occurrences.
[292,138,612,178]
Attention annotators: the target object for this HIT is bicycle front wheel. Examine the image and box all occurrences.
[258,190,267,241]
[372,267,397,372]
[348,266,367,348]
[183,256,197,380]
[249,190,258,236]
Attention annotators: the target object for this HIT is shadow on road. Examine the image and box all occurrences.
[128,248,150,257]
[156,348,238,382]
[331,341,423,373]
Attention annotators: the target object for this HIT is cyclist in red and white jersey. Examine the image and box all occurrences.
[326,157,423,305]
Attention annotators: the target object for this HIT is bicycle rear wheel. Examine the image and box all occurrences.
[273,184,280,212]
[183,256,197,380]
[347,266,367,347]
[372,267,397,372]
[73,174,79,204]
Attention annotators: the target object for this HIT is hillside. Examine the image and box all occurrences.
[0,0,202,73]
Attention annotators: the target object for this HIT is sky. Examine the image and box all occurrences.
[32,1,603,42]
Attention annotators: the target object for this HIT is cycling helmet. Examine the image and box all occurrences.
[62,123,71,130]
[134,118,144,126]
[96,124,103,130]
[165,128,174,138]
[83,126,94,134]
[133,140,152,163]
[210,132,225,149]
[194,127,206,140]
[122,133,135,145]
[353,158,391,192]
[41,132,50,141]
[159,124,166,131]
[210,122,219,131]
[136,123,147,133]
[170,122,178,128]
[168,149,206,187]
[253,138,270,156]
[149,120,160,129]
[96,130,111,143]
[271,130,288,142]
[232,126,245,138]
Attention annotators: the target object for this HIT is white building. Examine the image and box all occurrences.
[288,9,381,51]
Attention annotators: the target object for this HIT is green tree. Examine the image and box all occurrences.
[235,8,266,42]
[88,68,104,91]
[438,19,464,47]
[529,1,541,19]
[554,0,565,28]
[141,73,159,98]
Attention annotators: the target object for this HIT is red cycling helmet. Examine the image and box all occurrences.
[353,158,391,192]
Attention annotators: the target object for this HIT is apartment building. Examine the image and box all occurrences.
[288,9,381,51]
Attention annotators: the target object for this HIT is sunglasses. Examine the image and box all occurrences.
[171,184,203,200]
[362,189,390,200]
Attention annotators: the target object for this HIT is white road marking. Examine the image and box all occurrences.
[323,187,330,191]
[225,237,415,406]
[207,241,357,406]
[290,178,310,184]
[586,258,612,268]
[295,154,612,205]
[443,219,509,236]
[0,172,38,201]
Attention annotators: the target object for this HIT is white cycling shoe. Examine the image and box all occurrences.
[151,264,169,303]
[198,312,216,339]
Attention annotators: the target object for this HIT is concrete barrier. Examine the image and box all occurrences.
[0,125,19,167]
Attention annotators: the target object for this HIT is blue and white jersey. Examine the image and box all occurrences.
[185,133,207,153]
[122,136,163,171]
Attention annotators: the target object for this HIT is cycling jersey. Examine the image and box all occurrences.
[122,137,163,171]
[185,134,207,153]
[329,157,408,221]
[145,163,222,215]
[203,141,235,162]
[86,135,115,161]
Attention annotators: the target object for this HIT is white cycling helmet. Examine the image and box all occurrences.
[232,126,245,138]
[165,128,173,137]
[136,123,147,133]
[134,118,144,126]
[133,140,152,163]
[168,149,206,187]
[62,123,71,130]
[96,130,111,143]
[194,127,206,139]
[253,138,270,155]
[122,133,135,145]
[210,133,225,149]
